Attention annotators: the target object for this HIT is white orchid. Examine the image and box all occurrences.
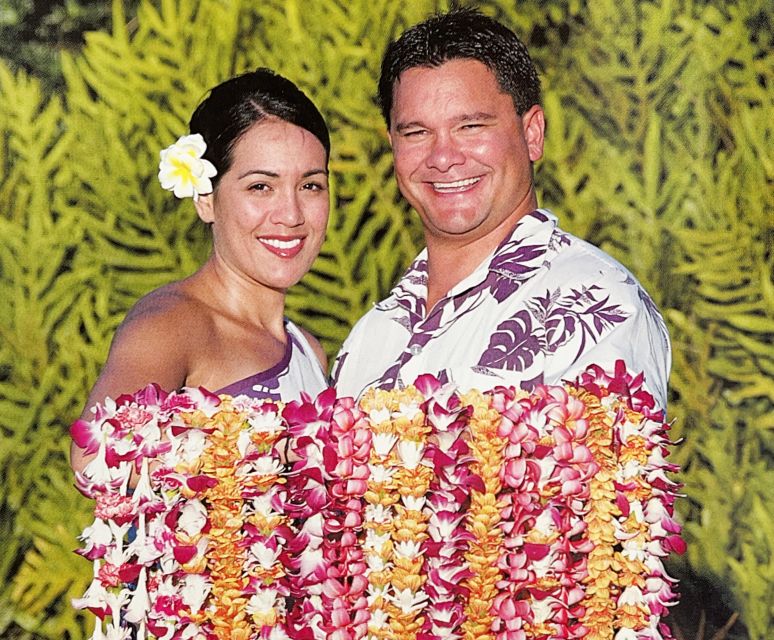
[364,528,390,552]
[80,518,113,547]
[371,432,398,457]
[123,567,150,624]
[368,463,395,483]
[246,588,278,615]
[401,495,426,511]
[178,499,207,536]
[249,540,281,569]
[397,439,424,469]
[181,574,211,613]
[618,585,646,606]
[393,540,423,559]
[253,455,284,476]
[389,587,428,614]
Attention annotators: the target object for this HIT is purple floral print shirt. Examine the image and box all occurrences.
[332,210,671,409]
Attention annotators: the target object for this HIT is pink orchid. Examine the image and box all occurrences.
[97,563,122,588]
[70,418,103,455]
[168,385,221,415]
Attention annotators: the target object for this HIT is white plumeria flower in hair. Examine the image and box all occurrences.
[158,133,217,201]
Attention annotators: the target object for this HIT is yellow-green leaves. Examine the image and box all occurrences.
[0,0,771,638]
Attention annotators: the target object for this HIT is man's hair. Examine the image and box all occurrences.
[378,8,541,126]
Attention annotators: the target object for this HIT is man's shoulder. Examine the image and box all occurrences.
[547,227,649,298]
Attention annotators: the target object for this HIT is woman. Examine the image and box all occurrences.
[71,68,330,472]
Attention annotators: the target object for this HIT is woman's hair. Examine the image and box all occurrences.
[189,68,330,187]
[378,8,541,127]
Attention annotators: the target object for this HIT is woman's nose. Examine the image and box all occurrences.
[270,190,305,227]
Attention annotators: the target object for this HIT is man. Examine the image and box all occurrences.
[332,9,670,409]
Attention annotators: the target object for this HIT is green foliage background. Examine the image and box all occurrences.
[0,0,770,638]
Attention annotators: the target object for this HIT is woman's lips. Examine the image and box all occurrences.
[257,236,305,258]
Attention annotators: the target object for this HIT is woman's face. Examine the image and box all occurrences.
[196,117,329,291]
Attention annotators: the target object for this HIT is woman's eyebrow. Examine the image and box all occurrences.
[238,168,328,179]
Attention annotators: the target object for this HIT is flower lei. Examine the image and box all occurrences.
[73,361,683,640]
[158,133,217,200]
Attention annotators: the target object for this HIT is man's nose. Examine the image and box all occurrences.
[425,132,465,172]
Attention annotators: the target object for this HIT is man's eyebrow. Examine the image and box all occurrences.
[394,112,497,133]
[394,121,425,134]
[458,111,496,123]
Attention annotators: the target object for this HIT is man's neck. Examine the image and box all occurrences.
[425,247,484,311]
[423,207,539,311]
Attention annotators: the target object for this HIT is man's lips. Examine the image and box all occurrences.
[257,236,305,258]
[428,176,482,193]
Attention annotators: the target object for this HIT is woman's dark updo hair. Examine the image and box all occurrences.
[189,68,330,188]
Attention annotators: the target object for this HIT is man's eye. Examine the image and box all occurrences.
[403,129,427,137]
[461,123,484,130]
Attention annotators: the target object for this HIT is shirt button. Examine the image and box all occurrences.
[409,344,422,356]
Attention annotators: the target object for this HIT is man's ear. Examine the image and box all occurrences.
[522,104,545,163]
[194,193,215,224]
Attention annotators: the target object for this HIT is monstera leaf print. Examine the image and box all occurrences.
[478,311,541,371]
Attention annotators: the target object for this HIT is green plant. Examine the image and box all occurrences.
[0,0,770,637]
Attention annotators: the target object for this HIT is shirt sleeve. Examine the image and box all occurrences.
[547,301,671,411]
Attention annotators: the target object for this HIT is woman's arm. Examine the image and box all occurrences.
[70,295,192,473]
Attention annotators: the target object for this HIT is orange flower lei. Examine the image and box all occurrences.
[576,389,619,639]
[360,386,432,640]
[389,387,432,640]
[459,389,507,640]
[360,387,401,639]
[613,404,659,631]
[198,404,252,637]
[186,397,287,638]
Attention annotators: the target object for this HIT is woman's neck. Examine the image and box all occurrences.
[187,255,287,338]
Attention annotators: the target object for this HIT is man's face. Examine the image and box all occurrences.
[388,58,544,254]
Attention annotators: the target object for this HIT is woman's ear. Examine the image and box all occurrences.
[194,193,215,224]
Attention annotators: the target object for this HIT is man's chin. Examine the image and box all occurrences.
[420,212,488,239]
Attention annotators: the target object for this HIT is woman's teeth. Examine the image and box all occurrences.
[261,238,301,249]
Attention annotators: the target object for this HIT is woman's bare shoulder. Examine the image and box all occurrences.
[83,281,213,405]
[117,281,212,340]
[124,282,201,323]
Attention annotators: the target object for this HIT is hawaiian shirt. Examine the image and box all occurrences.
[332,209,671,410]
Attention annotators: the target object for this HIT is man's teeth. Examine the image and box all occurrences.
[261,238,302,249]
[432,177,480,191]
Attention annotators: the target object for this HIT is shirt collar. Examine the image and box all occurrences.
[380,209,559,312]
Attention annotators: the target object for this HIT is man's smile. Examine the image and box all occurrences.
[429,176,482,193]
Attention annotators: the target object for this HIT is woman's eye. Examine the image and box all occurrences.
[249,183,270,192]
[302,181,326,191]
